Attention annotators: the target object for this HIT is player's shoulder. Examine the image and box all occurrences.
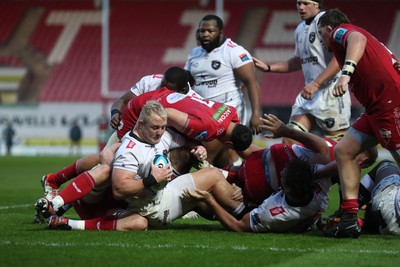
[187,46,205,58]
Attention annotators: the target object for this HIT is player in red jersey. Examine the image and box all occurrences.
[318,9,400,238]
[118,87,250,153]
[224,113,377,207]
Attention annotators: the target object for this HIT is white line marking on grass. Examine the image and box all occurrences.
[0,204,31,210]
[0,240,398,255]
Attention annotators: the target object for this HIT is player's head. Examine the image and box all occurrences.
[162,66,189,94]
[282,158,315,206]
[318,9,350,52]
[198,14,225,52]
[136,100,167,145]
[296,0,322,21]
[230,124,253,151]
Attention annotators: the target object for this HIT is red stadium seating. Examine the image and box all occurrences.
[0,0,398,107]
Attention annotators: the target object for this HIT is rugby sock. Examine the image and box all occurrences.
[67,219,85,230]
[49,161,79,188]
[340,199,359,214]
[58,172,95,204]
[84,215,117,230]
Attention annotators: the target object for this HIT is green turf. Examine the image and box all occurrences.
[1,156,399,267]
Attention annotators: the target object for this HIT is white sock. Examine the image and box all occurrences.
[232,202,245,216]
[51,195,65,212]
[68,219,85,230]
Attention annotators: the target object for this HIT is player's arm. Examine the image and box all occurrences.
[253,56,301,73]
[333,31,366,97]
[109,91,137,129]
[261,113,330,162]
[302,57,340,100]
[184,189,252,232]
[112,161,172,199]
[234,62,262,134]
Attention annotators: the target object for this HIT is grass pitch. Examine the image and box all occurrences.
[1,156,399,267]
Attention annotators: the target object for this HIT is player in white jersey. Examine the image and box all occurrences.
[184,14,262,167]
[253,0,351,144]
[110,67,198,130]
[184,14,262,133]
[185,158,332,233]
[44,101,246,230]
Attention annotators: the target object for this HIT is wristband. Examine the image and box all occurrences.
[111,109,121,117]
[341,60,357,77]
[313,82,320,88]
[142,174,158,188]
[266,64,271,72]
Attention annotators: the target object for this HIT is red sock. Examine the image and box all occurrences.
[84,215,117,230]
[59,172,95,204]
[340,199,359,214]
[48,161,80,188]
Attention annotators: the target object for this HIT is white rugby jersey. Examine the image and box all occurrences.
[130,74,163,95]
[249,177,331,233]
[130,74,201,98]
[113,129,185,204]
[294,11,339,85]
[184,38,252,108]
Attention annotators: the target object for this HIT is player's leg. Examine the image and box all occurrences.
[47,210,148,231]
[42,131,119,198]
[36,144,119,218]
[282,114,314,144]
[325,128,371,238]
[192,168,245,217]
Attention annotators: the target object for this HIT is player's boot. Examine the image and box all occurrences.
[41,174,59,200]
[35,197,55,219]
[324,212,361,238]
[46,215,71,230]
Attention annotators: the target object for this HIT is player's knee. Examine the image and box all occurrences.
[123,215,148,231]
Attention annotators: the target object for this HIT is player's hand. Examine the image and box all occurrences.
[250,114,263,135]
[191,146,207,161]
[260,113,287,138]
[332,76,350,97]
[301,82,319,100]
[150,161,173,183]
[110,113,122,130]
[182,188,212,202]
[231,183,243,202]
[252,56,269,72]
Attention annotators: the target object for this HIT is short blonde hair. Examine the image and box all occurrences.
[138,100,167,124]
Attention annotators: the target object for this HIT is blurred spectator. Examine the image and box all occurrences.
[69,119,82,156]
[2,120,15,155]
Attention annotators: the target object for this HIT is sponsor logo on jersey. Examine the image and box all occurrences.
[270,206,285,216]
[250,212,261,225]
[309,32,316,43]
[239,53,250,62]
[127,140,136,149]
[217,127,225,136]
[379,128,392,139]
[194,130,208,141]
[301,56,318,65]
[324,118,335,128]
[166,92,185,104]
[195,79,218,87]
[212,60,221,70]
[333,27,347,44]
[212,104,232,123]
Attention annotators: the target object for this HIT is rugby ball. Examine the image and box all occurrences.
[150,154,170,191]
